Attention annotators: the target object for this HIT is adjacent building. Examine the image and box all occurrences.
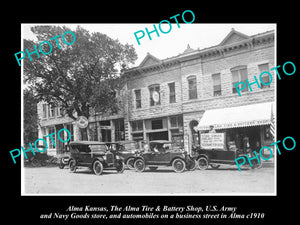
[37,28,275,157]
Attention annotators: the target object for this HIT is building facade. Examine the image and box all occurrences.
[37,28,275,157]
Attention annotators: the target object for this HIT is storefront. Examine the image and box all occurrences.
[194,102,275,160]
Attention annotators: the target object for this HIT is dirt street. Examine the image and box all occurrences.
[23,165,275,195]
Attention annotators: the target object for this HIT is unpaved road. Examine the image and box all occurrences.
[23,165,275,195]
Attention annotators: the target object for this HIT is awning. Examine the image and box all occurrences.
[196,102,275,130]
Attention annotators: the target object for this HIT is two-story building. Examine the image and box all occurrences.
[37,28,275,157]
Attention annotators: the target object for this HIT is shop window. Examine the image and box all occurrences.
[149,84,160,106]
[152,119,163,130]
[231,65,248,93]
[212,73,221,96]
[168,82,176,103]
[258,63,270,88]
[48,126,55,148]
[115,119,125,141]
[132,133,144,142]
[88,122,98,141]
[66,124,74,141]
[187,75,197,100]
[132,120,143,132]
[134,89,142,109]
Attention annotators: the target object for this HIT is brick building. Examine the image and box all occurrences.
[37,28,275,156]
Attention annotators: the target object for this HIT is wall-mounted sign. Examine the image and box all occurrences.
[152,91,160,103]
[200,133,224,149]
[76,116,89,129]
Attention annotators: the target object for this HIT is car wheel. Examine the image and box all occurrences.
[59,160,65,169]
[69,159,77,173]
[210,164,220,169]
[116,160,125,173]
[126,157,135,170]
[186,159,197,171]
[197,157,209,170]
[93,160,104,175]
[149,166,158,171]
[172,158,186,173]
[134,159,145,172]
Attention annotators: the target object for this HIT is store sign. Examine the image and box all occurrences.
[76,116,89,129]
[200,133,224,149]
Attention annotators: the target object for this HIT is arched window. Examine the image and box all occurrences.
[149,84,160,106]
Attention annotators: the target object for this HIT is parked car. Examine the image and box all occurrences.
[68,141,125,175]
[192,136,262,170]
[133,140,197,173]
[106,140,144,169]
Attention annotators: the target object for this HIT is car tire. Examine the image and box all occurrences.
[172,158,186,173]
[59,161,65,169]
[69,159,77,173]
[197,157,209,170]
[116,160,125,173]
[93,160,104,175]
[186,159,197,171]
[126,157,135,170]
[134,159,145,172]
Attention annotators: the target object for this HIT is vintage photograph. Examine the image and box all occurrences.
[21,23,276,195]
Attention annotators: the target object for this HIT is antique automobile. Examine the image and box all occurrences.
[133,140,197,173]
[106,140,144,169]
[68,141,125,175]
[58,144,71,169]
[192,132,262,170]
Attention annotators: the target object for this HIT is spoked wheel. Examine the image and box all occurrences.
[116,160,125,173]
[197,157,209,170]
[93,160,104,175]
[69,159,77,173]
[134,159,145,172]
[172,158,186,173]
[126,157,135,170]
[186,159,197,171]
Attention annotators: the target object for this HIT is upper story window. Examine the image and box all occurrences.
[168,82,176,103]
[42,103,48,119]
[212,73,221,96]
[231,65,248,94]
[149,84,160,106]
[258,63,271,89]
[48,104,56,118]
[132,120,143,132]
[187,75,197,100]
[134,89,142,109]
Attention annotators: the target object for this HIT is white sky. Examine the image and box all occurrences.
[22,23,275,67]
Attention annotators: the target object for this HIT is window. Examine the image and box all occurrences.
[149,84,160,106]
[42,104,48,119]
[151,119,163,130]
[168,82,176,103]
[114,119,125,141]
[132,120,143,132]
[56,105,63,117]
[231,66,248,93]
[134,89,141,109]
[48,104,56,118]
[66,124,74,141]
[187,76,197,99]
[170,115,183,128]
[212,73,221,96]
[89,122,98,141]
[48,127,55,148]
[258,63,270,88]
